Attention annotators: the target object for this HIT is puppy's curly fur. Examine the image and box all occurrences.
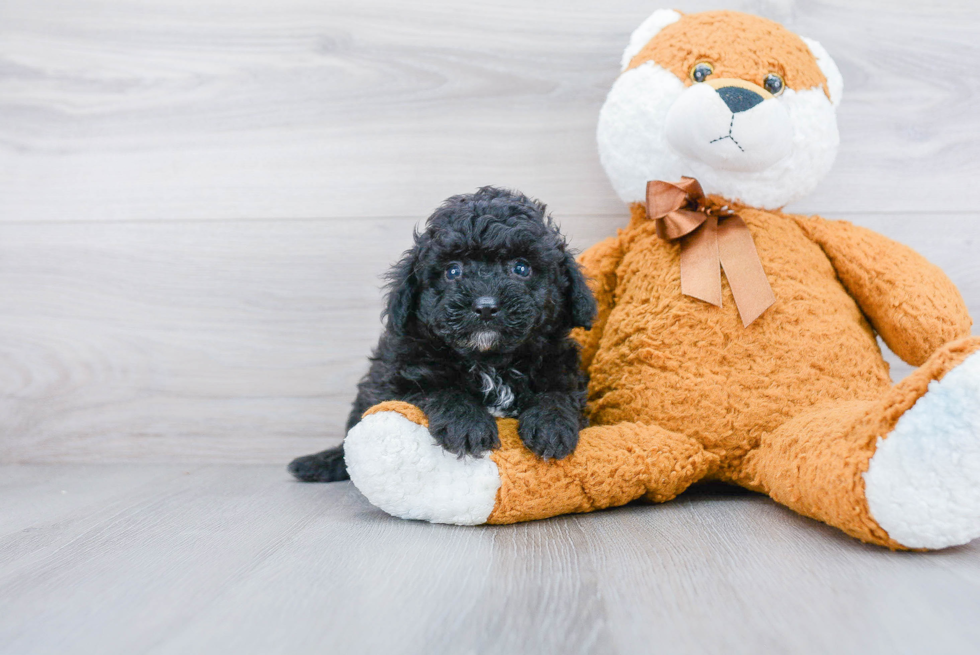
[289,187,597,482]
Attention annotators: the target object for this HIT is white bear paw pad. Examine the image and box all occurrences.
[865,351,980,549]
[344,411,501,525]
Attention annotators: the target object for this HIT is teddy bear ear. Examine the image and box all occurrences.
[619,9,682,71]
[801,36,844,108]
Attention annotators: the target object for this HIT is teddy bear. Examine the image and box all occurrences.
[341,9,980,550]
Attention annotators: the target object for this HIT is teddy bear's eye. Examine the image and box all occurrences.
[764,73,785,96]
[690,62,714,83]
[445,262,463,280]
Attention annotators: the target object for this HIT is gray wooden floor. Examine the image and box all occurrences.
[3,0,980,652]
[3,466,980,655]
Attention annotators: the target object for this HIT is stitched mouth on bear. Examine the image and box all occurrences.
[664,82,793,172]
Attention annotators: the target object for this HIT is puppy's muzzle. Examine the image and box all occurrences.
[473,296,499,321]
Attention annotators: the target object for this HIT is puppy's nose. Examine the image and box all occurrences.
[473,296,498,320]
[716,85,764,113]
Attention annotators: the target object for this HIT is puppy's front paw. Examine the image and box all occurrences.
[518,405,580,460]
[428,403,500,457]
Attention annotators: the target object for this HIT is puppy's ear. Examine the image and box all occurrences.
[562,251,597,330]
[383,242,421,335]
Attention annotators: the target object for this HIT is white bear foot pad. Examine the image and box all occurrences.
[865,351,980,549]
[344,411,501,525]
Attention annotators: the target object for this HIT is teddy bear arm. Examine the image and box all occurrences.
[794,216,972,366]
[569,233,625,371]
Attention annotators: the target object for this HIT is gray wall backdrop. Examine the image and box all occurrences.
[1,0,978,463]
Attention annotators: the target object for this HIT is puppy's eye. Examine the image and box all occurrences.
[763,73,785,96]
[690,62,714,83]
[445,263,462,280]
[512,260,531,277]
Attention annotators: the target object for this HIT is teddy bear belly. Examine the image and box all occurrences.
[585,225,892,456]
[586,305,891,455]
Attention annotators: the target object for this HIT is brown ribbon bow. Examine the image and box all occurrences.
[646,177,775,327]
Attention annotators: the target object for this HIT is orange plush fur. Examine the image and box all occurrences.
[502,200,975,548]
[626,11,830,98]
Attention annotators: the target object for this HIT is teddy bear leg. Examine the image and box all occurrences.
[736,337,980,550]
[487,418,718,524]
[344,401,716,525]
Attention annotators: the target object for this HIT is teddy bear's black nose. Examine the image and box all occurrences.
[717,86,765,113]
[473,296,498,320]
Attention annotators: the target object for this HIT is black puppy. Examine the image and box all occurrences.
[289,187,597,482]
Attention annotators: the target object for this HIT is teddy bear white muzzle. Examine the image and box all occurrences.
[665,80,793,173]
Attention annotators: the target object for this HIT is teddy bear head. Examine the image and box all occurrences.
[597,10,843,209]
